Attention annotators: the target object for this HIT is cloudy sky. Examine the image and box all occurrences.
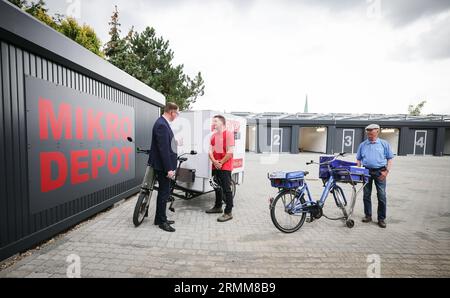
[44,0,450,115]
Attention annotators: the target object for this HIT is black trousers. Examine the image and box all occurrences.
[212,169,233,214]
[154,170,170,225]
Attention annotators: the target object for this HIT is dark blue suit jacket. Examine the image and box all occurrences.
[148,116,177,173]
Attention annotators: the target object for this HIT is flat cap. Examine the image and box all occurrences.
[365,124,380,130]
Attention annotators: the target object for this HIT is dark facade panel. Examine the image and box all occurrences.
[332,128,364,155]
[264,126,292,153]
[403,128,436,155]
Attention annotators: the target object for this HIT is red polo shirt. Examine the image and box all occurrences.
[211,130,235,171]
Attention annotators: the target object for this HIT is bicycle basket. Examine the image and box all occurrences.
[319,156,358,180]
[333,166,369,184]
[268,171,305,189]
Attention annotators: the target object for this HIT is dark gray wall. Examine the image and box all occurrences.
[263,126,291,153]
[291,125,300,154]
[403,128,436,155]
[0,39,160,261]
[332,128,364,154]
[282,127,292,153]
[445,128,450,155]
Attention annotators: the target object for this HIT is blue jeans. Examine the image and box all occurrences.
[363,169,387,221]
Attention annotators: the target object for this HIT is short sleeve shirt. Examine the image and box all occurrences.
[356,138,394,169]
[211,130,235,171]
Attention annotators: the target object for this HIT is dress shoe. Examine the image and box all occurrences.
[154,220,175,225]
[158,222,175,232]
[378,220,387,228]
[362,216,372,223]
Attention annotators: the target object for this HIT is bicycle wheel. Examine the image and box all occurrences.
[230,179,236,199]
[133,191,151,227]
[332,185,348,218]
[270,189,306,233]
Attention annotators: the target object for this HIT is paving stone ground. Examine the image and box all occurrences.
[1,153,449,278]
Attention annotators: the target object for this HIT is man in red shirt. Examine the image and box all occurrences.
[205,115,235,222]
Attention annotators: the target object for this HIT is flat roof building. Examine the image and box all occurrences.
[232,112,450,156]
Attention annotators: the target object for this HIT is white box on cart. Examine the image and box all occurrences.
[171,110,246,193]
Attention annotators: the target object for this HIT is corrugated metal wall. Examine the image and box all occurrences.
[0,40,157,260]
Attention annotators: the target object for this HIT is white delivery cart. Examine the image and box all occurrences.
[169,110,246,200]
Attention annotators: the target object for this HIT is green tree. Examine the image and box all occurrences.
[8,0,103,57]
[105,7,205,110]
[58,17,103,57]
[104,6,131,68]
[408,100,427,116]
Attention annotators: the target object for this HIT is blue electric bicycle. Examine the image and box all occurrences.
[268,153,369,233]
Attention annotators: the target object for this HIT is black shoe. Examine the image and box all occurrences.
[154,220,175,225]
[159,222,175,232]
[205,206,223,214]
[378,220,387,228]
[362,216,372,223]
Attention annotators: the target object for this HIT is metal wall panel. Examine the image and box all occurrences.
[403,128,436,155]
[333,128,364,154]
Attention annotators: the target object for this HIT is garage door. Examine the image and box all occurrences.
[269,127,291,153]
[404,129,435,155]
[333,128,364,154]
[413,130,427,156]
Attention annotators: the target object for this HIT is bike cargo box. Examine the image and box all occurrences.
[268,171,305,189]
[333,166,369,183]
[171,111,246,193]
[319,156,358,179]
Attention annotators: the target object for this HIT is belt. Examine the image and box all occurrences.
[366,167,387,171]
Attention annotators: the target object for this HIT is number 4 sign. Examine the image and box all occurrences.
[414,130,427,155]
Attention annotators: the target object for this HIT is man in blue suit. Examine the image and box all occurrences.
[148,102,179,232]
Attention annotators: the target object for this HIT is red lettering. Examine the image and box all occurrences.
[91,149,106,179]
[39,98,72,140]
[75,107,83,139]
[71,150,89,184]
[87,109,104,140]
[107,147,121,174]
[106,113,120,140]
[121,147,132,170]
[40,152,68,192]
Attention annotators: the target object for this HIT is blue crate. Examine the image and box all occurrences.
[268,171,305,189]
[333,166,369,183]
[319,156,358,179]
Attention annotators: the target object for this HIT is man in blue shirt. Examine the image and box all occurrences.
[356,124,394,228]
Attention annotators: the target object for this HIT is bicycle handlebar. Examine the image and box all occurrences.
[305,152,347,166]
[136,148,197,159]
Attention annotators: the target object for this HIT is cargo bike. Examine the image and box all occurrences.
[268,153,369,233]
[131,144,236,227]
